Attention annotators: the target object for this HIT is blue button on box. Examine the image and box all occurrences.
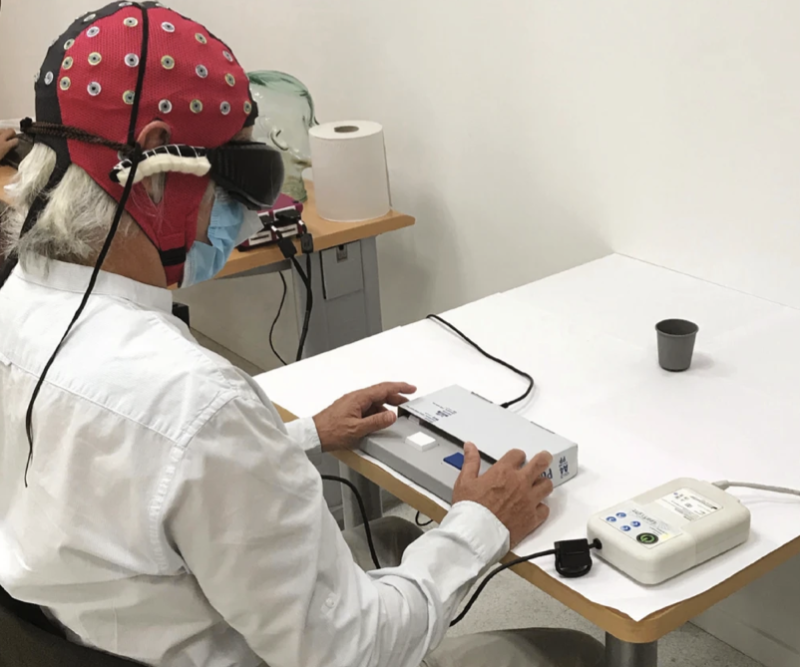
[443,452,465,470]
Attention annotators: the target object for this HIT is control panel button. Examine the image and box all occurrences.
[443,452,464,470]
[406,432,438,452]
[637,533,659,545]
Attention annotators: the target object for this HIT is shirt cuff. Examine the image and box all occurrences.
[440,500,510,565]
[285,417,322,456]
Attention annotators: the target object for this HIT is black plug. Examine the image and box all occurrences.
[300,232,314,254]
[554,539,595,578]
[274,231,297,260]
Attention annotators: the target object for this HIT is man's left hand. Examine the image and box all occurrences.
[0,129,19,163]
[313,382,417,452]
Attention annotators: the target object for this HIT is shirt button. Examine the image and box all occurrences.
[326,597,335,609]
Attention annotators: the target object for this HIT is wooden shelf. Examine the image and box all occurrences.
[217,181,415,279]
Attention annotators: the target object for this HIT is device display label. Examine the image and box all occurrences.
[603,503,680,548]
[404,402,457,424]
[657,488,720,522]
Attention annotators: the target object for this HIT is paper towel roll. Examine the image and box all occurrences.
[309,121,391,222]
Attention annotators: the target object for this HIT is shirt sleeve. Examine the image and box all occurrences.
[285,416,322,456]
[163,393,509,667]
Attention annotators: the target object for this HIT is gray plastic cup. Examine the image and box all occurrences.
[656,319,699,372]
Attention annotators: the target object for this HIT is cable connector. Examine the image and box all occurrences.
[270,225,297,260]
[554,538,599,578]
[300,232,314,254]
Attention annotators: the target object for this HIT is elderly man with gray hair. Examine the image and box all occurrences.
[0,3,602,667]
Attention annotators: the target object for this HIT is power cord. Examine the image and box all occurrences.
[269,272,288,366]
[450,538,600,627]
[293,252,313,362]
[415,511,433,527]
[321,474,599,624]
[272,225,314,363]
[425,314,534,409]
[714,481,800,497]
[450,548,555,627]
[322,475,382,570]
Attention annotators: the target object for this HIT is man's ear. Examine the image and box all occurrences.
[137,120,170,150]
[136,121,171,203]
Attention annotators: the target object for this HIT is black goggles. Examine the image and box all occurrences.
[207,141,285,211]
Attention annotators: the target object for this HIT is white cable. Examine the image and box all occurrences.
[714,481,800,498]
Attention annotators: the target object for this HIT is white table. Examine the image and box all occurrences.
[257,254,800,667]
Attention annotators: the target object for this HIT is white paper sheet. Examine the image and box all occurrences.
[256,254,800,622]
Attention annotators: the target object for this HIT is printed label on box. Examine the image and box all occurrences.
[657,488,721,522]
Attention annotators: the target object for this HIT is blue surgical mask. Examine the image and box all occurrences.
[182,188,262,287]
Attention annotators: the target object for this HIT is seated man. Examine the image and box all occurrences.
[0,3,603,666]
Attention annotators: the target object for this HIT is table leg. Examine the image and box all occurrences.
[339,460,384,528]
[292,237,383,357]
[604,634,658,667]
[292,238,385,526]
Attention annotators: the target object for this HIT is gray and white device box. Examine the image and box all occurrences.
[361,385,578,504]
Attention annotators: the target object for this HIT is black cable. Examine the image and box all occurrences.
[426,313,534,409]
[415,511,433,527]
[292,253,313,362]
[449,549,556,627]
[124,4,150,146]
[23,5,151,486]
[269,272,288,366]
[270,224,313,363]
[24,147,144,486]
[322,475,381,570]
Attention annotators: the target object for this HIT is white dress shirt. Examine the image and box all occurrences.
[0,259,509,667]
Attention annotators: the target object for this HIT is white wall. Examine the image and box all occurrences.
[3,2,800,662]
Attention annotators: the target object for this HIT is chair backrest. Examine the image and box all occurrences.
[0,586,146,667]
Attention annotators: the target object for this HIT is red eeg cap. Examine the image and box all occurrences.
[34,1,256,284]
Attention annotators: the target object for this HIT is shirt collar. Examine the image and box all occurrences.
[14,257,174,314]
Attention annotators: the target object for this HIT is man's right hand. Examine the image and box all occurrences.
[453,442,554,549]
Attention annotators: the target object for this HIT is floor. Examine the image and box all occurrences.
[197,332,764,667]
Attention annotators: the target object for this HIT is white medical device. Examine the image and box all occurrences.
[587,478,751,584]
[362,385,578,504]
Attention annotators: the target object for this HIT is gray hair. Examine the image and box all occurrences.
[1,143,133,269]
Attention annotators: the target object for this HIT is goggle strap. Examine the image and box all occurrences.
[159,247,187,267]
[21,118,131,154]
